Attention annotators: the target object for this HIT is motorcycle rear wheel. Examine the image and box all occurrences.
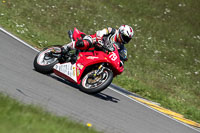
[33,47,60,74]
[80,69,113,94]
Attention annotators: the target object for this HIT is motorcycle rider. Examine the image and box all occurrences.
[61,25,134,62]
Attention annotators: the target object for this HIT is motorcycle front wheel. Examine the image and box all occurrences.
[80,69,113,94]
[33,46,61,74]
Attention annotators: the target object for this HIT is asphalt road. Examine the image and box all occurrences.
[0,29,199,133]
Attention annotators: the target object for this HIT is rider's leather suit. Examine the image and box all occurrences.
[64,27,128,62]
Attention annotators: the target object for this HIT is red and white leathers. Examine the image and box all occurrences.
[63,25,134,61]
[63,27,116,50]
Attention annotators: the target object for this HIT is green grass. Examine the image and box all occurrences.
[0,93,99,133]
[0,0,199,123]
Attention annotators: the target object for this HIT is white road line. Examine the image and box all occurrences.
[108,87,200,132]
[0,27,39,52]
[0,27,199,132]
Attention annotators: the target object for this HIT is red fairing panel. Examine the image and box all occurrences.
[75,46,124,84]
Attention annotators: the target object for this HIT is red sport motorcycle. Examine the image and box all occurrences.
[34,28,124,94]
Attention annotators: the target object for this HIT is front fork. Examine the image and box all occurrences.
[94,63,106,76]
[88,63,105,79]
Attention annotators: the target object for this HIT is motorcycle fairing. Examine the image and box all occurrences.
[53,28,124,84]
[53,63,77,83]
[75,48,124,84]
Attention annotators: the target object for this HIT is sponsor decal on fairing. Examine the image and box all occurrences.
[53,63,77,82]
[77,63,84,70]
[86,56,99,60]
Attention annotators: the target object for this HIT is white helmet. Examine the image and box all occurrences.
[118,25,134,44]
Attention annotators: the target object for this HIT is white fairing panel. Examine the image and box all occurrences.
[53,63,77,82]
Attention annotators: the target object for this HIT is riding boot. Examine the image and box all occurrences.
[58,47,70,63]
[61,47,69,55]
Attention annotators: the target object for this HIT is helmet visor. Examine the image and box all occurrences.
[121,34,131,44]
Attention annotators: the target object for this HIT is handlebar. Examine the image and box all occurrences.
[96,39,115,53]
[102,44,115,52]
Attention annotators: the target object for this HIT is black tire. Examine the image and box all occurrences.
[80,69,113,94]
[33,47,59,74]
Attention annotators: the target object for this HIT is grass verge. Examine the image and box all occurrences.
[0,93,99,133]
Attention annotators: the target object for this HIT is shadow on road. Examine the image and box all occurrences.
[48,73,79,89]
[93,93,120,103]
[44,72,120,103]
